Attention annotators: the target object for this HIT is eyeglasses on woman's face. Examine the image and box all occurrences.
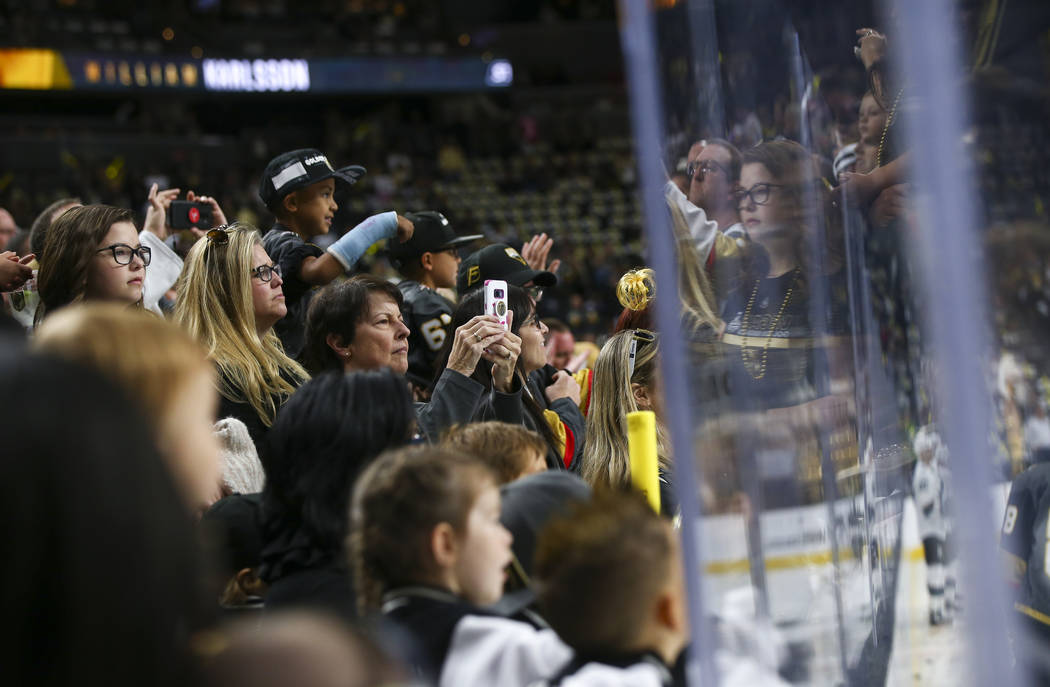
[734,182,784,209]
[96,243,151,266]
[251,263,282,283]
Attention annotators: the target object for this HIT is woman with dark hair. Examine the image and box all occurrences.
[258,369,416,620]
[35,204,148,323]
[439,285,586,471]
[303,274,523,441]
[720,139,846,409]
[0,351,209,687]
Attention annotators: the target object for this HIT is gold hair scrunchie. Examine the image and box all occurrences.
[617,268,656,311]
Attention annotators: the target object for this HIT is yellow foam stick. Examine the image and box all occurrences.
[627,410,660,514]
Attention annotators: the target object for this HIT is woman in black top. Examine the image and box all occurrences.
[175,224,309,449]
[258,369,414,621]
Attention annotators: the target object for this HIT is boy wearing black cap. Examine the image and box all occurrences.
[259,148,414,359]
[389,211,481,393]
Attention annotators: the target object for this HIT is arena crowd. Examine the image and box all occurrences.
[3,10,1048,686]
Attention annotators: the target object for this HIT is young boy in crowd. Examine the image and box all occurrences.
[533,492,689,686]
[387,211,480,393]
[442,421,548,484]
[258,148,414,359]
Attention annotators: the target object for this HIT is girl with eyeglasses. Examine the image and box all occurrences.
[719,139,847,410]
[175,223,309,450]
[35,204,150,323]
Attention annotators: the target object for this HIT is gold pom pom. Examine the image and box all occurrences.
[617,268,656,311]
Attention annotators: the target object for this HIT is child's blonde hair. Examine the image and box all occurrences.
[442,422,547,484]
[34,303,210,441]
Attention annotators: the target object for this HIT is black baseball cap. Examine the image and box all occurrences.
[500,471,591,584]
[456,243,558,294]
[387,211,482,270]
[258,148,366,210]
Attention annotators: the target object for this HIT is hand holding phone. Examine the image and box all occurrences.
[166,200,214,230]
[484,279,509,330]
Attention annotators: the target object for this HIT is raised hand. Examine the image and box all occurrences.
[446,314,510,379]
[521,232,561,275]
[545,369,581,406]
[143,183,181,240]
[396,214,414,243]
[186,190,229,237]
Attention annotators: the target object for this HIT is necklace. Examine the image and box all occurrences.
[740,268,800,380]
[876,87,905,168]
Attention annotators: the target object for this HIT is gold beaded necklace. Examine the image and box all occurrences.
[740,267,801,380]
[876,87,905,168]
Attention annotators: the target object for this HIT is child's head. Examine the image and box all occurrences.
[533,492,688,663]
[387,211,480,289]
[351,445,513,613]
[442,422,548,484]
[34,303,222,513]
[258,149,366,237]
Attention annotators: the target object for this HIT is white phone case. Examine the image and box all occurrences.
[484,279,509,329]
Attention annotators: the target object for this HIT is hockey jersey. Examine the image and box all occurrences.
[1002,459,1050,626]
[398,280,455,390]
[912,459,947,541]
[381,586,572,687]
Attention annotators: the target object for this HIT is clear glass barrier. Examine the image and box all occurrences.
[619,0,1050,683]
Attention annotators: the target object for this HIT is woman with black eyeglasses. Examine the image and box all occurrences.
[35,204,151,323]
[175,223,309,449]
[719,139,847,409]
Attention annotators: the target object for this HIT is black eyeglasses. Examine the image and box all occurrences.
[627,328,657,378]
[251,263,282,283]
[527,286,544,303]
[97,243,151,266]
[686,160,728,180]
[734,183,784,208]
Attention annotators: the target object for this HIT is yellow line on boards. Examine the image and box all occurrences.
[703,546,925,575]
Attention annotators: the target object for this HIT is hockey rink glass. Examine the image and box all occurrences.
[617,0,1049,684]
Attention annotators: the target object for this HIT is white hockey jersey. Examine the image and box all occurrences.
[913,458,947,540]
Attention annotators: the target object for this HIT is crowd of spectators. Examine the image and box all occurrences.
[5,0,1050,684]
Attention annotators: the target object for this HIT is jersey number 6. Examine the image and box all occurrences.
[421,314,452,351]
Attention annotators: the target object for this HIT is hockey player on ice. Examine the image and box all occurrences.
[912,426,955,625]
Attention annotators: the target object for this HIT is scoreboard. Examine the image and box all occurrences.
[0,49,512,93]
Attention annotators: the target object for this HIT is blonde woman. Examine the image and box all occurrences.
[580,328,675,516]
[175,224,308,448]
[33,303,222,513]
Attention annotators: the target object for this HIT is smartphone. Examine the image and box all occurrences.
[167,201,214,230]
[484,279,509,330]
